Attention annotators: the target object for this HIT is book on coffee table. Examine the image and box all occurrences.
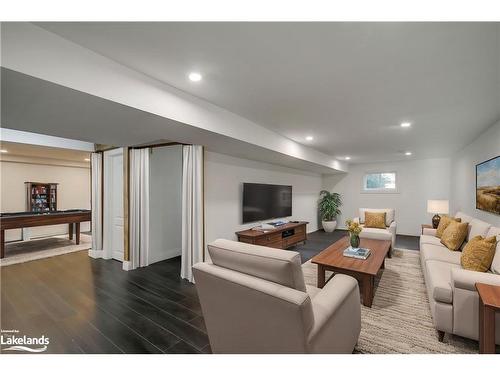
[343,246,371,260]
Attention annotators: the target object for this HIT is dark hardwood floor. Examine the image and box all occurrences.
[0,229,419,354]
[395,234,420,251]
[1,251,210,354]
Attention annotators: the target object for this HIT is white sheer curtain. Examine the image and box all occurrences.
[129,148,150,270]
[181,145,204,282]
[90,152,103,254]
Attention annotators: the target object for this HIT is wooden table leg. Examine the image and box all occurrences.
[387,246,392,258]
[1,229,4,259]
[362,274,374,307]
[69,223,74,240]
[479,299,496,354]
[317,264,326,288]
[75,222,80,245]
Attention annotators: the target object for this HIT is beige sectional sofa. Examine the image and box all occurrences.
[419,211,500,344]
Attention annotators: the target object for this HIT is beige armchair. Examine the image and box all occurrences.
[193,239,361,353]
[354,208,397,251]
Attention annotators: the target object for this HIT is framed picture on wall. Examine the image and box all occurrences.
[476,155,500,215]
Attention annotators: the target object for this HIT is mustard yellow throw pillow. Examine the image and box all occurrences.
[436,215,461,238]
[461,235,497,272]
[365,212,386,229]
[440,221,469,251]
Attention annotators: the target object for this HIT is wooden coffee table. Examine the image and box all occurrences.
[311,236,391,307]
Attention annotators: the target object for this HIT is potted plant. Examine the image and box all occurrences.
[345,219,363,248]
[318,191,342,233]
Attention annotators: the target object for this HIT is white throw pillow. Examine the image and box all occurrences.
[469,218,491,240]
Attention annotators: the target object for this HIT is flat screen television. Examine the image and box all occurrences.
[242,183,292,223]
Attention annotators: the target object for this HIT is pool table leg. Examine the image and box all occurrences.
[1,229,4,259]
[69,223,73,240]
[75,222,80,245]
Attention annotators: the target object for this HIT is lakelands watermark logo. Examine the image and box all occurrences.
[1,329,50,353]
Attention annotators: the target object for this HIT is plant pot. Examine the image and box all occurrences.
[322,220,337,233]
[350,233,360,248]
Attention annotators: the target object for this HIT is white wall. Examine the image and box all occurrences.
[204,152,323,245]
[149,145,183,263]
[451,120,500,226]
[0,158,91,241]
[323,158,452,236]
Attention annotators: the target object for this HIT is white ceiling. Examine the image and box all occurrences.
[2,68,341,174]
[28,22,500,163]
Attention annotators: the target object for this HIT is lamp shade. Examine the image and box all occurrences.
[427,200,449,214]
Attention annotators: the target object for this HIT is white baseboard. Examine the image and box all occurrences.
[122,261,134,271]
[88,249,103,259]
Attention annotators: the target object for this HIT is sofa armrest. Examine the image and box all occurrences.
[451,268,500,292]
[388,221,397,233]
[307,274,361,353]
[423,228,437,236]
[388,221,397,249]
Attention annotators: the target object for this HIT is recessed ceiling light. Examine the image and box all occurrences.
[84,158,90,162]
[305,136,314,141]
[0,149,7,153]
[405,151,412,156]
[400,122,411,128]
[188,72,202,82]
[345,156,351,160]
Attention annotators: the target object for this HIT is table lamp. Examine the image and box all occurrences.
[427,200,449,228]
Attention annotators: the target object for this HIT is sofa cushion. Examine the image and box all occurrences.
[426,260,461,304]
[365,212,386,229]
[455,211,475,241]
[420,243,462,265]
[486,226,500,274]
[208,239,307,292]
[440,221,469,251]
[359,226,392,241]
[455,211,475,226]
[468,219,491,240]
[420,234,443,247]
[359,208,394,226]
[436,215,461,238]
[306,284,321,299]
[422,227,437,236]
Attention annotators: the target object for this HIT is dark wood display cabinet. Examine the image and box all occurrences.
[25,182,58,212]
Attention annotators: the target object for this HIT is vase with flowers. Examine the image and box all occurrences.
[345,219,362,248]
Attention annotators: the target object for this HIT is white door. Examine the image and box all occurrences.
[103,148,124,261]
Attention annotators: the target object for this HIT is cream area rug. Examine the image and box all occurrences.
[302,248,479,354]
[0,234,92,267]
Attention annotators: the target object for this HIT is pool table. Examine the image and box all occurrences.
[0,209,91,259]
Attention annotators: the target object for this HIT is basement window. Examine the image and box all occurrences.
[362,172,397,193]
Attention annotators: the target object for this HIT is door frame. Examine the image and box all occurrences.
[103,148,124,261]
